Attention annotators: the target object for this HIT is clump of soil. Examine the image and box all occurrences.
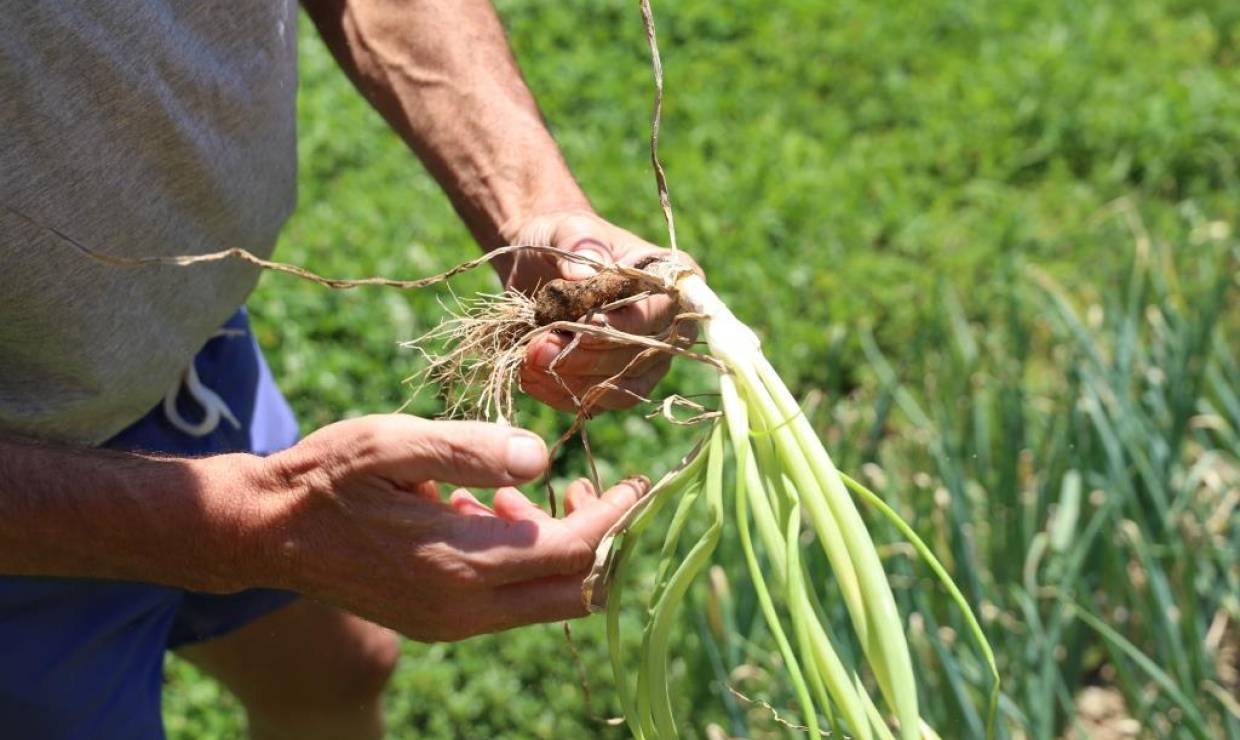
[533,273,645,326]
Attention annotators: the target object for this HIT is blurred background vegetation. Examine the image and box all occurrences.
[164,0,1238,737]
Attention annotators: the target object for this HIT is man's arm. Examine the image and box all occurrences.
[301,0,588,251]
[303,0,703,413]
[0,434,262,591]
[0,416,643,640]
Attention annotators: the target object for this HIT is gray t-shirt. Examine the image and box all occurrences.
[0,1,299,445]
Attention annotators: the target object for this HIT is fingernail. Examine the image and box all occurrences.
[620,475,651,494]
[565,248,606,279]
[505,434,548,479]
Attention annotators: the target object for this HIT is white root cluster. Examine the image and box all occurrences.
[404,291,537,422]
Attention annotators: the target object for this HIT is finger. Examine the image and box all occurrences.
[616,247,704,279]
[553,214,615,280]
[532,295,693,357]
[448,516,591,586]
[518,374,632,415]
[450,489,497,517]
[521,354,663,395]
[518,372,599,413]
[577,374,660,412]
[525,335,662,378]
[487,574,590,630]
[604,247,702,334]
[516,370,581,413]
[562,477,648,545]
[517,381,579,414]
[538,294,684,349]
[595,292,680,337]
[453,478,644,587]
[492,486,553,523]
[563,478,599,515]
[521,358,671,412]
[355,415,549,488]
[450,480,644,587]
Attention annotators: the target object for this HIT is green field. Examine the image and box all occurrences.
[164,0,1238,737]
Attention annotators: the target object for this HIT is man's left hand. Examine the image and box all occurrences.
[499,210,701,414]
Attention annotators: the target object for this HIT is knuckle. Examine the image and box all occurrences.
[569,547,594,574]
[451,562,489,588]
[348,424,385,465]
[415,541,490,588]
[270,442,342,498]
[445,442,487,476]
[557,214,604,241]
[557,537,595,574]
[420,430,487,474]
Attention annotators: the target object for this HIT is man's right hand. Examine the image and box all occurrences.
[233,415,644,642]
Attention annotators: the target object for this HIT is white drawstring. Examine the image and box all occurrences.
[162,330,244,438]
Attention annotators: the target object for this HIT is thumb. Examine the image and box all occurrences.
[553,214,614,280]
[336,415,549,488]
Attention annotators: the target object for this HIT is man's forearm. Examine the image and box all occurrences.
[303,0,591,250]
[0,435,265,592]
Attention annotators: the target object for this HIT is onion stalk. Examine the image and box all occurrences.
[599,270,998,738]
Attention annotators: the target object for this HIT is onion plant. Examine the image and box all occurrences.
[589,269,998,739]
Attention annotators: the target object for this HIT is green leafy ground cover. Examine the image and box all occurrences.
[164,0,1238,737]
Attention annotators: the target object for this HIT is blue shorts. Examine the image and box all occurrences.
[0,309,301,738]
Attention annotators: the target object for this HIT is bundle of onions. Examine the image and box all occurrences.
[585,266,997,739]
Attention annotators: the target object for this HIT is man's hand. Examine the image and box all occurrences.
[0,415,642,641]
[244,414,644,641]
[502,210,702,413]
